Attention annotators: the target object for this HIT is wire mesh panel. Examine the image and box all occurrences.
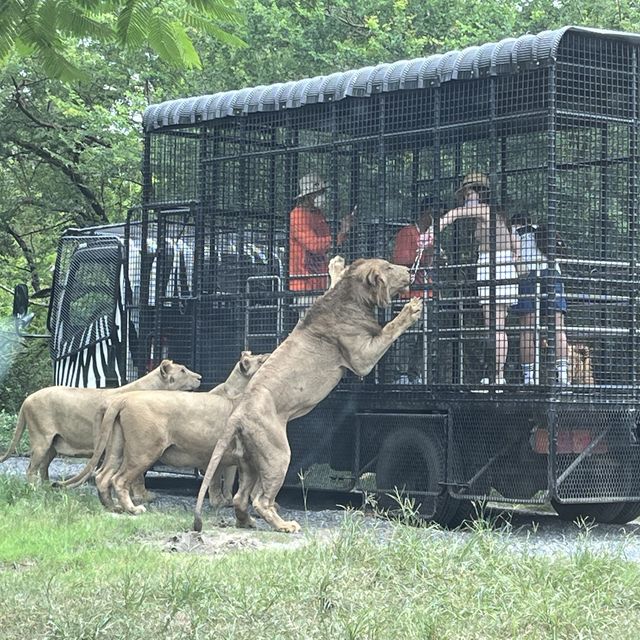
[552,405,640,503]
[129,27,640,515]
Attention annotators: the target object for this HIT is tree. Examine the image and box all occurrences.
[0,0,245,81]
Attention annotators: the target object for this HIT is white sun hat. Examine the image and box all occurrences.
[296,173,327,199]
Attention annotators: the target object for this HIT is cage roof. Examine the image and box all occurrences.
[143,26,640,132]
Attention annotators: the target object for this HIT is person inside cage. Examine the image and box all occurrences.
[511,214,569,386]
[438,172,519,385]
[288,173,355,313]
[392,194,440,299]
[389,195,439,384]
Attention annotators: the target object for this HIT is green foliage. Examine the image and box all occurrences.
[0,315,50,417]
[0,0,246,81]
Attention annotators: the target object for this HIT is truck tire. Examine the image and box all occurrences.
[375,427,465,527]
[551,500,623,523]
[609,501,640,524]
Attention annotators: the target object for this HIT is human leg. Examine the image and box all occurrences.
[482,304,508,383]
[520,311,536,384]
[555,310,569,385]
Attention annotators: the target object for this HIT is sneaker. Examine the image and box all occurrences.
[481,377,506,385]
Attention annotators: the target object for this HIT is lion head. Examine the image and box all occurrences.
[347,258,410,308]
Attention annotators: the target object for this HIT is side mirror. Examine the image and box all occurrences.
[12,284,29,318]
[12,284,42,337]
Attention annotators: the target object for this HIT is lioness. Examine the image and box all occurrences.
[194,257,423,533]
[59,351,269,514]
[0,360,201,483]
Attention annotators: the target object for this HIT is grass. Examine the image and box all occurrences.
[0,411,26,455]
[2,476,640,639]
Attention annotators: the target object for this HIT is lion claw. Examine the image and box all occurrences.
[400,297,423,324]
[279,520,302,534]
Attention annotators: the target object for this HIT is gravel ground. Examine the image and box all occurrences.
[4,455,640,561]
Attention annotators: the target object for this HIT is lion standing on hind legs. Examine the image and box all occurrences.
[194,256,423,534]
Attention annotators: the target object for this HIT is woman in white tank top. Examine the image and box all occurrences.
[439,173,519,385]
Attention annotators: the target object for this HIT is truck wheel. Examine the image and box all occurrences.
[551,500,623,523]
[609,501,640,524]
[375,427,464,527]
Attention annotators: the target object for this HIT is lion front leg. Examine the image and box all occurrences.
[345,297,423,377]
[328,255,346,289]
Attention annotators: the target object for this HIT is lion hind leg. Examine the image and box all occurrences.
[112,465,147,515]
[39,448,57,482]
[26,442,55,483]
[131,474,156,504]
[251,451,300,534]
[253,495,300,534]
[208,464,232,508]
[233,460,257,529]
[95,467,118,511]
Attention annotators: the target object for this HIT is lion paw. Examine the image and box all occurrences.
[328,255,346,288]
[278,519,302,534]
[133,490,156,504]
[400,297,423,323]
[236,515,258,529]
[329,255,345,271]
[129,504,146,516]
[209,492,232,508]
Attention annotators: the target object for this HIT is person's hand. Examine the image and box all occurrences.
[339,207,357,235]
[417,227,434,249]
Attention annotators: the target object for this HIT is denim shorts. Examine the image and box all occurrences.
[511,269,567,315]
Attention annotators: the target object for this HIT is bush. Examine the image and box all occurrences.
[0,334,52,414]
[0,411,21,453]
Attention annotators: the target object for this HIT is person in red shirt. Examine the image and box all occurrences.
[289,173,354,311]
[392,195,437,299]
[389,196,438,384]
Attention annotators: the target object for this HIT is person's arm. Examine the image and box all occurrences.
[510,228,521,265]
[439,203,490,230]
[290,207,332,253]
[336,205,357,246]
[392,227,418,266]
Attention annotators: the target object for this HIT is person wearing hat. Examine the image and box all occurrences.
[439,173,519,385]
[392,195,439,300]
[289,173,355,305]
[389,195,439,384]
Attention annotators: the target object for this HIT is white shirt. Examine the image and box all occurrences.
[514,224,561,274]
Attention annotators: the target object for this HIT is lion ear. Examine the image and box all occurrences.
[159,359,173,378]
[364,265,391,308]
[364,264,380,287]
[239,353,251,374]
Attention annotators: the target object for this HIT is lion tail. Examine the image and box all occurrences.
[193,417,239,532]
[55,398,124,488]
[0,404,27,463]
